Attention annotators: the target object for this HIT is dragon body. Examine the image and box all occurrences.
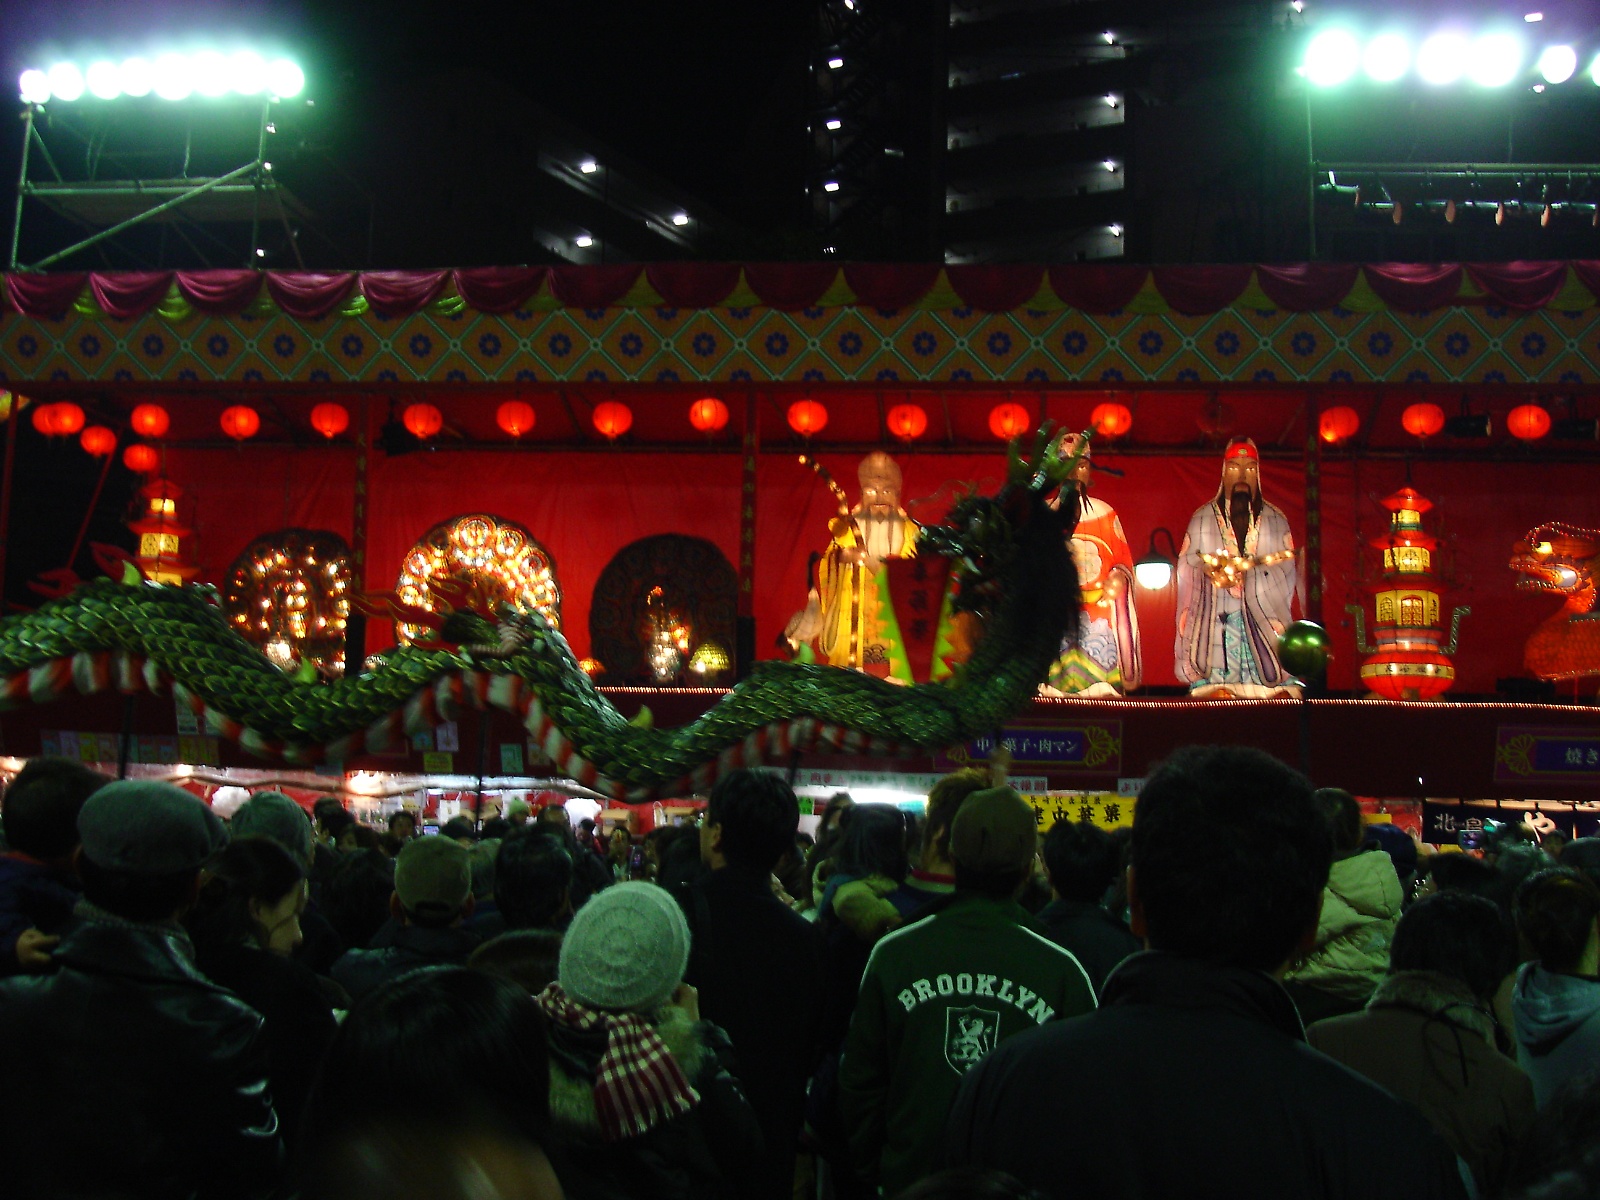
[1511,521,1600,681]
[0,432,1082,799]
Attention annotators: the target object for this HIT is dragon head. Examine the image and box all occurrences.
[1511,522,1600,599]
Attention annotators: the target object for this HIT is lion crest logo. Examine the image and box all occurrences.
[943,1005,1001,1075]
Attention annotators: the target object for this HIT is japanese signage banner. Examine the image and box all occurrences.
[1422,799,1600,844]
[955,720,1123,774]
[41,729,219,766]
[1021,792,1136,833]
[1494,726,1600,783]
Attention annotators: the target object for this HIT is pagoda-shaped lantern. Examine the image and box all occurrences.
[1346,486,1468,700]
[129,477,200,584]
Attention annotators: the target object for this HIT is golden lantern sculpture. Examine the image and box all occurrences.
[395,514,561,643]
[1346,486,1469,700]
[128,477,200,584]
[689,641,731,679]
[223,530,353,675]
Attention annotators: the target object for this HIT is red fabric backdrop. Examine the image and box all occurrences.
[160,446,1599,693]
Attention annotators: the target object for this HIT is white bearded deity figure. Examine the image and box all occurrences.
[1174,438,1301,698]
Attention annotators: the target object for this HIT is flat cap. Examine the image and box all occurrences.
[78,780,228,874]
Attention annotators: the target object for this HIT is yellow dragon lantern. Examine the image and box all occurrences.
[1511,522,1600,681]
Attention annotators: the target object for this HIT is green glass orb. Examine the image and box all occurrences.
[1277,621,1332,679]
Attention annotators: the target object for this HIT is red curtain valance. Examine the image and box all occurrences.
[5,260,1597,321]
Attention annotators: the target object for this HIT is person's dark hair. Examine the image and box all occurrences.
[352,825,381,852]
[302,1120,561,1200]
[493,830,573,930]
[441,817,477,843]
[322,807,356,843]
[578,818,596,837]
[833,804,910,884]
[1561,838,1600,891]
[386,810,416,834]
[1390,890,1518,1000]
[1313,788,1363,857]
[321,848,397,950]
[1131,745,1331,971]
[1042,821,1120,903]
[706,769,799,873]
[1495,842,1557,912]
[469,928,564,995]
[1515,868,1600,974]
[924,768,988,860]
[378,833,405,858]
[1,757,107,859]
[313,797,345,829]
[890,1166,1047,1200]
[1425,852,1499,899]
[187,835,304,951]
[301,968,550,1167]
[481,818,511,841]
[78,856,198,923]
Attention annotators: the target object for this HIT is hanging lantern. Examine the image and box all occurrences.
[1090,402,1133,439]
[310,402,350,440]
[787,399,828,436]
[130,403,170,438]
[402,403,442,440]
[688,397,729,433]
[1318,405,1361,445]
[592,401,633,440]
[30,403,58,436]
[886,403,928,442]
[123,443,159,473]
[220,405,261,440]
[1401,402,1445,440]
[988,402,1030,440]
[33,402,85,437]
[1508,404,1552,442]
[497,400,536,439]
[80,425,116,457]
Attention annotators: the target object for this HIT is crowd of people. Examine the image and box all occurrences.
[0,749,1596,1199]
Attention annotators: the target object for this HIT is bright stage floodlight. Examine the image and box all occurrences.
[264,58,304,98]
[1590,53,1600,85]
[228,51,267,95]
[18,68,50,103]
[47,62,85,101]
[1539,45,1577,83]
[1417,33,1468,85]
[118,57,154,97]
[1305,29,1361,86]
[1363,33,1411,82]
[86,60,121,99]
[152,53,193,100]
[1467,33,1523,86]
[192,50,231,97]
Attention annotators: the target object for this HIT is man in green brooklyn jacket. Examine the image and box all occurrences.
[839,786,1097,1194]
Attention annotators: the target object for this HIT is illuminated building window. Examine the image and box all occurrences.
[395,514,560,643]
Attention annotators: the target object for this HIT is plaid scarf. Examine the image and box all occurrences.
[537,983,699,1142]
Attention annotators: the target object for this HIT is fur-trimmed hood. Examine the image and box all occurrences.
[546,1004,707,1138]
[1367,970,1497,1044]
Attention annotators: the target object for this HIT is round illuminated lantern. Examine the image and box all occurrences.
[787,399,828,436]
[1090,402,1133,439]
[1318,405,1360,445]
[1507,404,1552,442]
[497,400,536,439]
[80,425,116,457]
[123,443,159,473]
[886,403,928,442]
[310,402,349,440]
[593,401,633,439]
[988,402,1030,440]
[403,403,442,440]
[1401,403,1445,440]
[29,403,58,436]
[689,397,729,433]
[220,405,261,441]
[33,402,85,437]
[130,403,170,439]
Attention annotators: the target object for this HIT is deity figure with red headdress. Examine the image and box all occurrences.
[1175,438,1301,698]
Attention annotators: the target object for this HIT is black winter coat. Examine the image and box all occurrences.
[0,907,283,1199]
[543,1008,763,1200]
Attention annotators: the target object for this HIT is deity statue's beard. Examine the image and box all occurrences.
[1228,486,1255,550]
[859,512,905,567]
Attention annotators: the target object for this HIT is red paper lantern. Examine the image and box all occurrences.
[988,402,1030,440]
[130,403,170,439]
[220,405,261,441]
[123,443,159,473]
[688,397,729,433]
[1508,404,1552,442]
[497,400,536,439]
[592,401,633,439]
[787,399,828,436]
[402,403,442,440]
[1401,403,1445,440]
[33,402,85,437]
[80,425,116,457]
[30,403,58,436]
[1318,405,1360,445]
[1090,402,1133,439]
[886,403,928,442]
[310,402,350,440]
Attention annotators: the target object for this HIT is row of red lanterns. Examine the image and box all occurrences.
[1318,402,1562,445]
